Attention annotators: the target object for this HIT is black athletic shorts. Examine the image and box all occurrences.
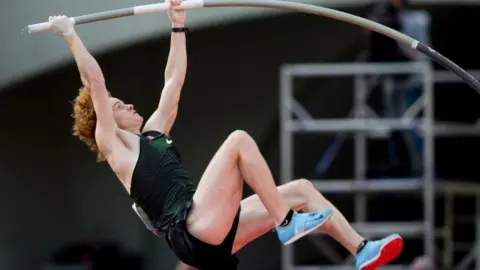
[166,200,241,270]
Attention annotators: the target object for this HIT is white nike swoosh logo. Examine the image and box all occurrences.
[166,139,173,144]
[294,224,301,235]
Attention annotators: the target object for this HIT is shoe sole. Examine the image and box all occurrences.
[282,211,333,245]
[359,235,404,270]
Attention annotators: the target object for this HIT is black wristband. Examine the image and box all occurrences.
[172,27,188,33]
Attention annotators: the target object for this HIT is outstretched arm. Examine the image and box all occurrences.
[50,16,117,156]
[143,0,187,136]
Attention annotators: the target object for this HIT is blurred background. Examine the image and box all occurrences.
[1,0,480,269]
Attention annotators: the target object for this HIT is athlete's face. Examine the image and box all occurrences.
[109,97,144,131]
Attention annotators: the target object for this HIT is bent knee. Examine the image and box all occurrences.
[290,179,315,194]
[279,179,314,211]
[227,130,256,147]
[280,179,314,199]
[292,179,328,201]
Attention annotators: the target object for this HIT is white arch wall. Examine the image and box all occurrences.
[2,0,477,91]
[1,0,352,91]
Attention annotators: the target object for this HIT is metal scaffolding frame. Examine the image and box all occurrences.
[279,62,480,270]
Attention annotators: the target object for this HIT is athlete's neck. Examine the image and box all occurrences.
[125,126,141,135]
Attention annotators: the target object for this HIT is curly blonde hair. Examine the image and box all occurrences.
[72,87,106,162]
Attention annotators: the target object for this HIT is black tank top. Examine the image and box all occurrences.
[130,131,196,233]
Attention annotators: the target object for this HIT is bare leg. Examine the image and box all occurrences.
[187,130,290,245]
[232,179,364,255]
